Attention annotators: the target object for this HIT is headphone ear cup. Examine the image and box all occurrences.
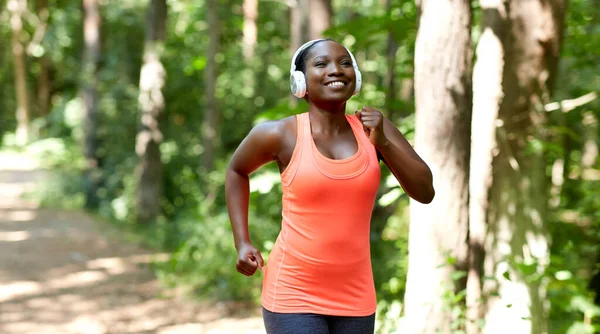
[353,69,362,96]
[290,71,306,98]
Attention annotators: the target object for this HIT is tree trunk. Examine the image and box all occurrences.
[81,0,101,209]
[37,0,51,116]
[467,2,509,332]
[8,0,30,146]
[135,0,167,224]
[290,0,309,53]
[469,1,567,333]
[289,0,309,106]
[404,0,472,333]
[242,0,258,60]
[308,0,332,39]
[201,0,219,172]
[581,112,598,170]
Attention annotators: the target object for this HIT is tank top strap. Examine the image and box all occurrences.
[346,114,366,142]
[280,113,305,186]
[301,112,313,147]
[346,114,377,155]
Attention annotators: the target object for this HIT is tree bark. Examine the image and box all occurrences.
[467,2,509,332]
[8,0,30,146]
[308,0,332,39]
[201,0,220,172]
[135,0,167,224]
[242,0,258,60]
[81,0,101,209]
[469,1,567,333]
[404,0,472,333]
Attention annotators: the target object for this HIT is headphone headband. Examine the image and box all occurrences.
[290,39,360,74]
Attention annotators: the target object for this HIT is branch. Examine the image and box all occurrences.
[545,92,598,113]
[27,9,49,55]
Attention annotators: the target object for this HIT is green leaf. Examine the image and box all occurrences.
[451,270,468,281]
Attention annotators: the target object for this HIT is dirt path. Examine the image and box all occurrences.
[0,152,264,334]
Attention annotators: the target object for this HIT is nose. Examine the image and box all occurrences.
[327,63,343,76]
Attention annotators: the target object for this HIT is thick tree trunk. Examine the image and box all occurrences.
[467,1,509,332]
[469,1,567,333]
[135,0,167,224]
[8,0,30,146]
[242,0,257,60]
[404,0,472,333]
[201,0,219,172]
[81,0,101,209]
[308,0,332,39]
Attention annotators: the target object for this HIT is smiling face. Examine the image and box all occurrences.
[303,41,356,104]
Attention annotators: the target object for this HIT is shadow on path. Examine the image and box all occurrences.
[0,152,263,334]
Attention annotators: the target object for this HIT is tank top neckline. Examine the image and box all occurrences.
[305,112,363,164]
[300,112,370,180]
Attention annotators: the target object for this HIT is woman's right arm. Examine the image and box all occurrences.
[225,121,284,276]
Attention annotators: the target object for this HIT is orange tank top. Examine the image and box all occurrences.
[261,112,381,316]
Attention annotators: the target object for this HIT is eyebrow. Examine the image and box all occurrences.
[311,55,351,61]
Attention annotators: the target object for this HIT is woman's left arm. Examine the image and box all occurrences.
[356,107,435,204]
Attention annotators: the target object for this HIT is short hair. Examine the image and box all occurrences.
[294,38,335,74]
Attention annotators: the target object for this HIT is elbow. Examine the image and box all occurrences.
[419,186,435,204]
[416,167,435,204]
[409,186,435,204]
[406,182,435,204]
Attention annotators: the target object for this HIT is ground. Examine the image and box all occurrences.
[0,152,264,334]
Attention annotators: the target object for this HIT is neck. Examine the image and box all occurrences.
[307,101,349,134]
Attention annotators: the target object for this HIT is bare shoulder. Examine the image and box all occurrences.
[248,115,296,143]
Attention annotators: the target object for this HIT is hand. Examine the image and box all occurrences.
[355,107,388,148]
[236,242,264,276]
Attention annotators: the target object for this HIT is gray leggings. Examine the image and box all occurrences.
[262,307,375,334]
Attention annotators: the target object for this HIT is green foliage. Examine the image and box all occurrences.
[1,0,599,332]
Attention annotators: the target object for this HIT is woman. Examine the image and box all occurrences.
[225,39,434,334]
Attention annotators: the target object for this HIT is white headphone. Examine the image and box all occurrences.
[289,39,362,98]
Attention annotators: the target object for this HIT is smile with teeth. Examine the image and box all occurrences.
[326,81,346,87]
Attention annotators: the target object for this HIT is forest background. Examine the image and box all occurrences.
[1,0,599,333]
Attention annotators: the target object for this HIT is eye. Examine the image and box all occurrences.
[315,61,326,67]
[341,60,352,66]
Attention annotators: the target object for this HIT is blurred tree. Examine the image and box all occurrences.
[201,0,219,173]
[81,0,101,209]
[8,0,30,146]
[35,0,51,116]
[242,0,257,60]
[135,0,167,224]
[309,0,332,39]
[289,0,308,106]
[469,0,567,332]
[404,0,472,332]
[383,0,398,120]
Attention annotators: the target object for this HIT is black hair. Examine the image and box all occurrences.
[294,38,335,74]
